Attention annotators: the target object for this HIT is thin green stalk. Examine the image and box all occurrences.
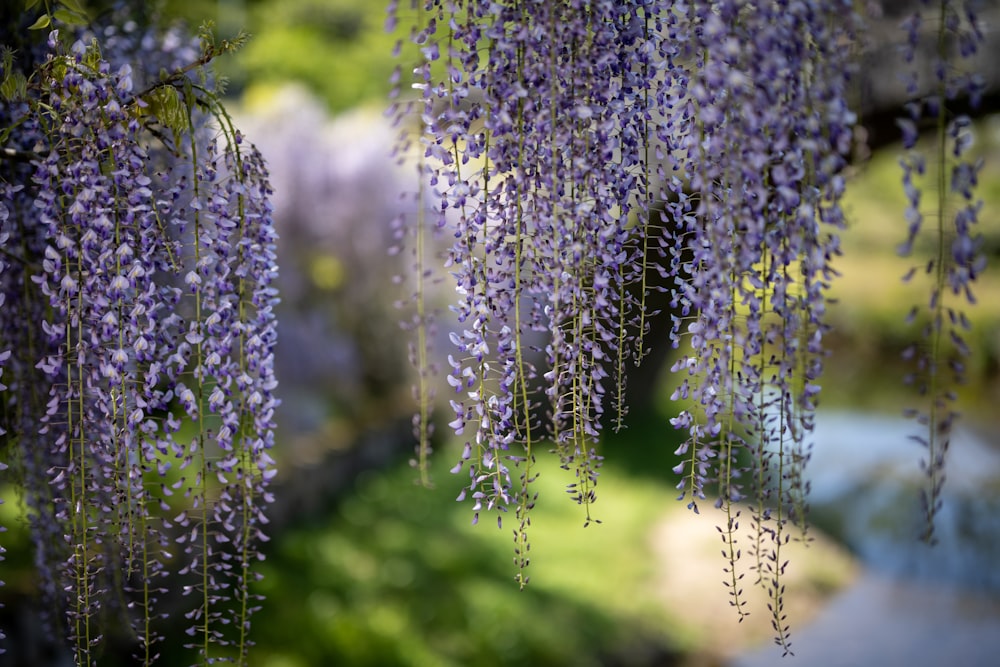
[635,7,652,364]
[413,2,433,488]
[183,94,212,665]
[72,245,93,667]
[512,13,536,587]
[721,258,746,620]
[922,0,951,543]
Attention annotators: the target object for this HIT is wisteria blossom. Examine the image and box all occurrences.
[896,0,985,544]
[0,11,277,666]
[391,0,986,649]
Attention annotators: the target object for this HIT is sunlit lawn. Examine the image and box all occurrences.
[249,437,691,667]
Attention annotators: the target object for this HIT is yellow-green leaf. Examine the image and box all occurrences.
[53,9,88,26]
[1,77,16,101]
[0,71,27,101]
[59,0,88,15]
[27,14,51,30]
[82,38,101,69]
[50,57,68,84]
[145,85,189,135]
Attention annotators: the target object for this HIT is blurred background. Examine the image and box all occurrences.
[4,0,1000,665]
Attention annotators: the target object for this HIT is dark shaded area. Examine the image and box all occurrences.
[860,89,1000,154]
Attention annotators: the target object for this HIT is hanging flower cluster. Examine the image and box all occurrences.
[896,0,985,544]
[1,14,277,667]
[392,0,681,586]
[392,0,985,647]
[661,3,857,647]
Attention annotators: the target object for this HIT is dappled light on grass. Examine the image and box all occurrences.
[249,449,686,667]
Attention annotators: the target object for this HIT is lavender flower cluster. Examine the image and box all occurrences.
[1,16,277,667]
[897,0,985,544]
[392,0,676,585]
[662,3,857,645]
[392,0,985,643]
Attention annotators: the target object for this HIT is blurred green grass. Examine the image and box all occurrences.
[248,436,693,667]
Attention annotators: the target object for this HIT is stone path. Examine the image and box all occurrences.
[649,507,859,663]
[730,572,1000,667]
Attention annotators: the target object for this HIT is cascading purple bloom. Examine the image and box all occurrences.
[392,1,683,584]
[897,0,985,545]
[660,3,857,647]
[393,0,984,649]
[0,12,277,665]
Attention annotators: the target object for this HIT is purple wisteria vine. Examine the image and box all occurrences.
[391,0,986,651]
[897,0,985,545]
[1,7,277,666]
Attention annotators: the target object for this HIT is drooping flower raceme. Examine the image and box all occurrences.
[659,3,857,647]
[393,0,683,585]
[895,0,986,546]
[0,17,277,666]
[392,0,984,648]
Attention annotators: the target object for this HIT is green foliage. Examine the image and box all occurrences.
[0,47,27,100]
[24,0,90,30]
[239,0,410,112]
[140,84,189,134]
[161,0,416,112]
[248,450,686,667]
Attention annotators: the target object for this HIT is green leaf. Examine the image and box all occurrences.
[50,56,68,85]
[145,85,190,135]
[82,38,101,69]
[53,9,88,26]
[0,72,27,101]
[25,0,42,10]
[59,0,88,15]
[27,14,51,30]
[1,77,16,101]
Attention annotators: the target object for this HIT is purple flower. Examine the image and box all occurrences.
[896,0,985,545]
[1,12,278,663]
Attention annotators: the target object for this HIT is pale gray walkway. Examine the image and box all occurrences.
[730,571,1000,667]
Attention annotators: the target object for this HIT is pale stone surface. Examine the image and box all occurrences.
[649,507,860,662]
[730,572,1000,667]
